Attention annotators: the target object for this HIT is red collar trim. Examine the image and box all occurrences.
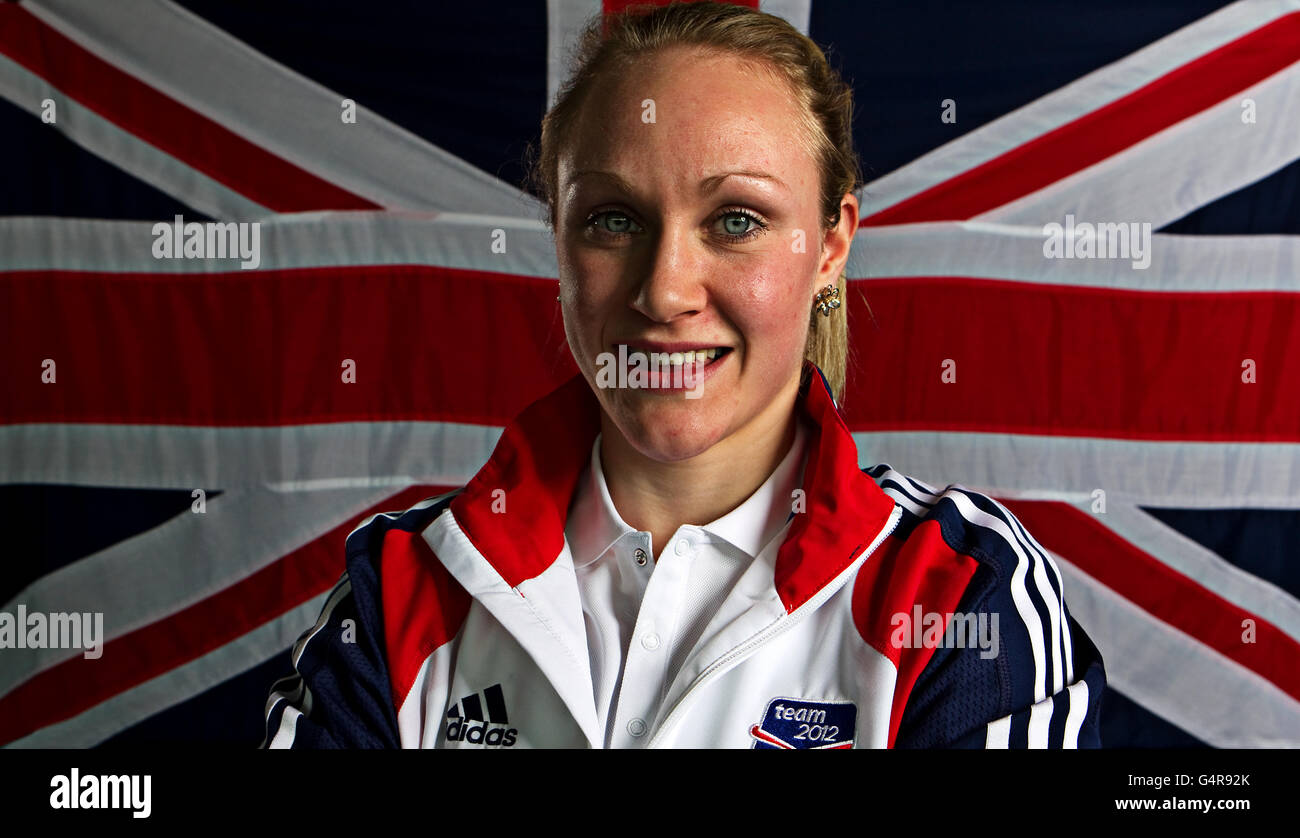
[450,363,896,610]
[773,365,898,612]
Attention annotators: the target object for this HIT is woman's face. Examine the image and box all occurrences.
[556,46,855,463]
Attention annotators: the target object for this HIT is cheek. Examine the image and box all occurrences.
[561,233,622,294]
[559,244,616,342]
[730,249,817,350]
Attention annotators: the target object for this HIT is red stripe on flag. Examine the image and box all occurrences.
[862,12,1300,226]
[999,499,1300,704]
[0,265,578,428]
[843,277,1300,442]
[4,270,1297,440]
[0,484,453,746]
[0,5,378,213]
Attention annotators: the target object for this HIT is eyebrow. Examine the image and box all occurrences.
[567,169,789,194]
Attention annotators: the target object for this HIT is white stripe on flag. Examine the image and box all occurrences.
[5,591,329,747]
[1086,501,1300,646]
[859,0,1297,217]
[0,421,504,489]
[0,52,270,220]
[545,0,602,109]
[758,0,812,34]
[6,422,1295,509]
[1055,557,1300,747]
[24,0,539,217]
[0,212,557,276]
[854,431,1300,508]
[979,61,1300,229]
[544,0,814,111]
[8,214,1298,289]
[851,222,1300,291]
[0,485,394,701]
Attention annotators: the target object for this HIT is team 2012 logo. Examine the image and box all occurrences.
[750,697,856,749]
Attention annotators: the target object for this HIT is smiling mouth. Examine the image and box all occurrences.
[614,345,733,367]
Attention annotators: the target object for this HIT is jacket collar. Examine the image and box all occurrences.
[449,361,898,612]
[564,435,639,570]
[566,417,808,570]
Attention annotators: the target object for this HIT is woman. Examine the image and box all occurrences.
[263,1,1104,749]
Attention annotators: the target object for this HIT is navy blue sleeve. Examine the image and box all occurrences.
[260,517,404,748]
[893,496,1107,749]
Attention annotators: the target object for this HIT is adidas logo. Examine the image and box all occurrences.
[445,683,518,747]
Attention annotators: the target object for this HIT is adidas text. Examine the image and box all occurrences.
[445,719,517,746]
[444,683,518,747]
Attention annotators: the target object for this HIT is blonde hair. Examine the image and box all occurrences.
[526,1,862,402]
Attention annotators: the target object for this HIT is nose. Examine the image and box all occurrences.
[629,221,707,323]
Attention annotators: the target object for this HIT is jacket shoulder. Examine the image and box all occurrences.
[262,490,466,748]
[344,489,472,706]
[857,464,1106,748]
[344,489,464,578]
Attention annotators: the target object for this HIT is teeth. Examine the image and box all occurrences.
[620,346,724,365]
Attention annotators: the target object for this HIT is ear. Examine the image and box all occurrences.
[818,191,859,287]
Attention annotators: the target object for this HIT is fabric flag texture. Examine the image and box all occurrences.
[1,0,1297,747]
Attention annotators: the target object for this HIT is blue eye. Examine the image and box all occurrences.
[587,211,642,236]
[714,209,767,240]
[584,208,768,241]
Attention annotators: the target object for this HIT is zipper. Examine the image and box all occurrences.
[645,503,903,748]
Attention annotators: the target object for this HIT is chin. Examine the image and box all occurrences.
[605,393,731,463]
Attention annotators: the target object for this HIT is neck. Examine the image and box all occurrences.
[599,373,803,561]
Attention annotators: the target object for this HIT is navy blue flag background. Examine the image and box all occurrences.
[1,0,1298,747]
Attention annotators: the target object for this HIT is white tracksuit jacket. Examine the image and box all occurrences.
[262,364,1106,748]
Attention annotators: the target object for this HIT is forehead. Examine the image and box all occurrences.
[560,46,816,195]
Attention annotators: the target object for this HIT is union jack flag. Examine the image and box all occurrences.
[1,0,1297,747]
